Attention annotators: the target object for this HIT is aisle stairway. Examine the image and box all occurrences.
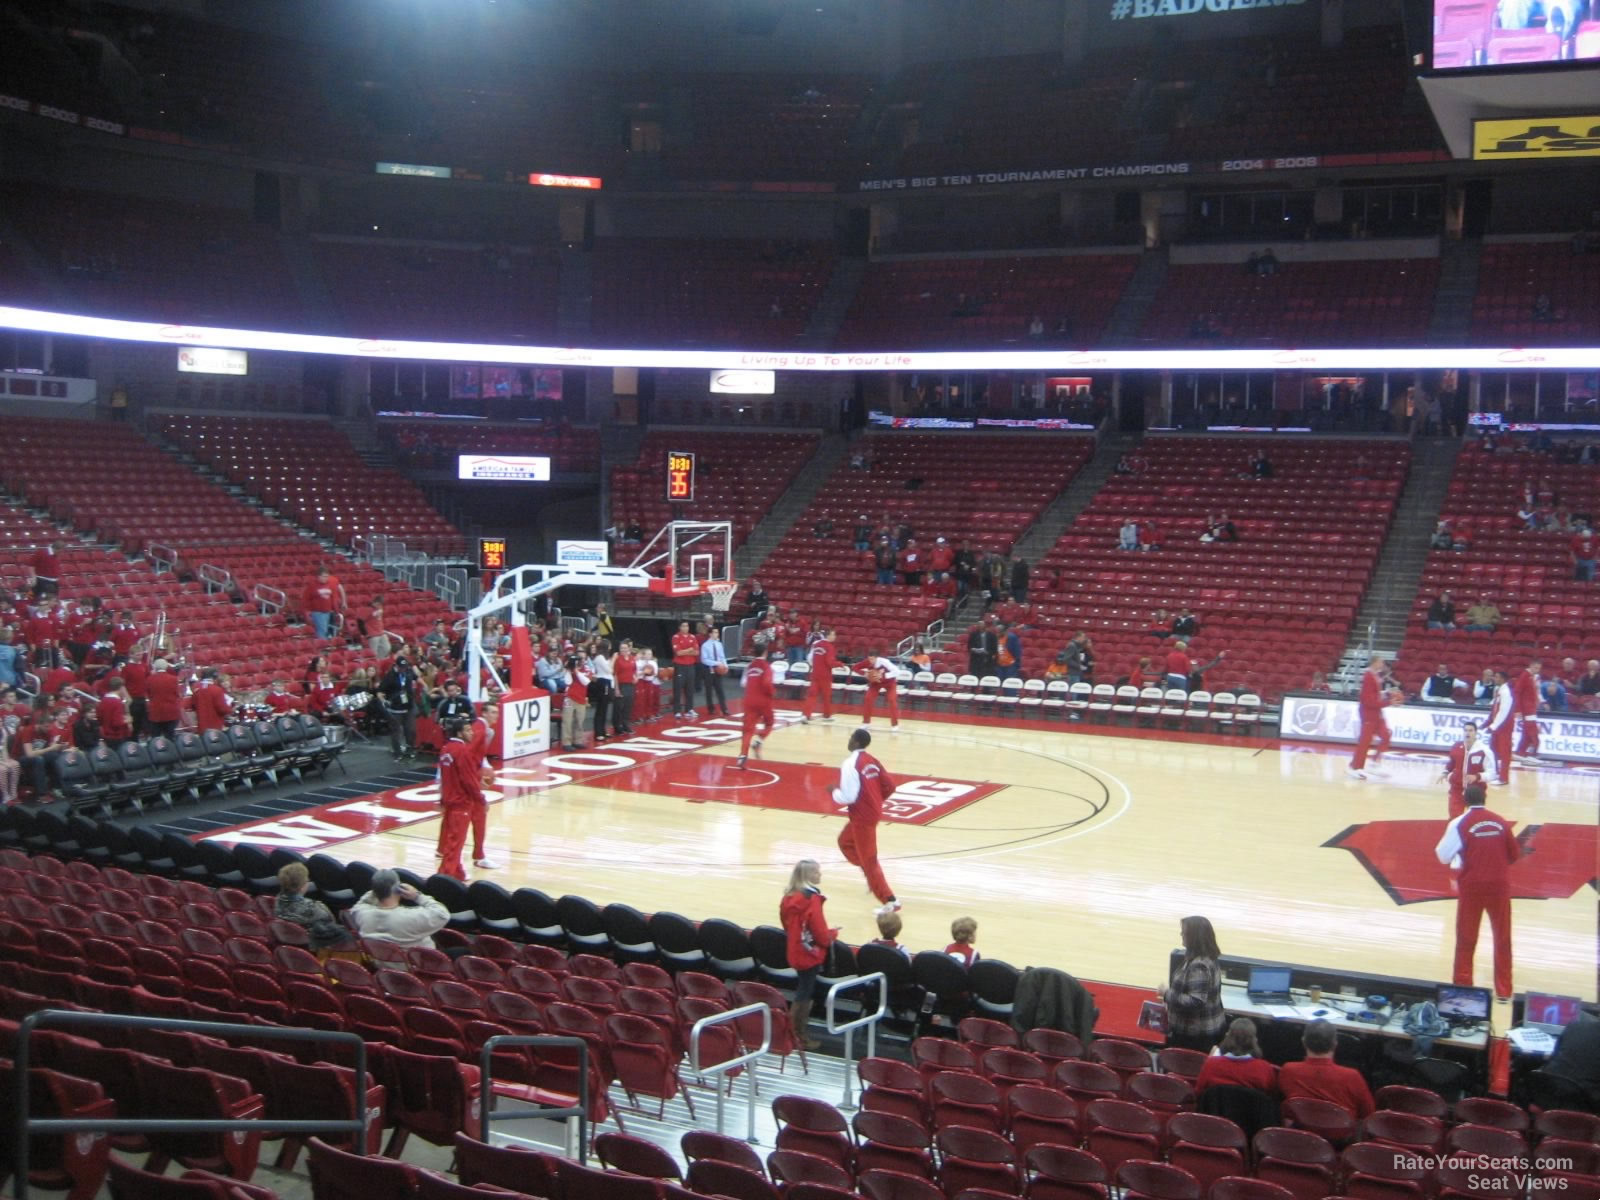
[731,433,851,583]
[1335,435,1463,689]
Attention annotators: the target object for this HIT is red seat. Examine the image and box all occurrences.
[931,1069,1005,1134]
[594,1129,685,1180]
[1056,1061,1123,1106]
[1452,1097,1529,1134]
[264,1055,386,1169]
[378,1047,482,1156]
[1116,1159,1201,1200]
[1007,1083,1079,1157]
[559,1156,661,1200]
[854,1109,935,1179]
[1253,1126,1337,1200]
[1361,1109,1444,1152]
[1165,1112,1245,1195]
[606,1011,694,1119]
[453,1131,563,1193]
[1128,1071,1195,1115]
[938,1124,1021,1197]
[137,1058,264,1181]
[859,1167,947,1200]
[1084,1099,1162,1176]
[1283,1096,1357,1146]
[1341,1141,1427,1200]
[0,1066,115,1200]
[683,1127,770,1178]
[769,1148,857,1193]
[1026,1143,1110,1200]
[1210,1177,1297,1200]
[686,1158,782,1200]
[306,1136,418,1200]
[1374,1086,1448,1120]
[860,1056,926,1126]
[960,1017,1022,1049]
[773,1093,853,1169]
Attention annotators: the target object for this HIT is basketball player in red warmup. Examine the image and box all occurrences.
[1435,780,1519,999]
[1485,669,1515,785]
[735,648,778,768]
[859,649,901,730]
[1439,720,1497,819]
[465,704,499,870]
[802,628,837,722]
[436,717,486,881]
[1346,655,1397,780]
[831,727,900,914]
[1512,659,1542,761]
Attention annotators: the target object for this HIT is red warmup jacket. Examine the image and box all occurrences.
[839,750,896,825]
[807,639,837,680]
[780,886,834,970]
[743,657,775,709]
[1358,670,1389,719]
[437,735,485,812]
[1438,807,1520,891]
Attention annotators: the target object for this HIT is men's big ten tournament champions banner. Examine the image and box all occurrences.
[1279,693,1600,763]
[1472,118,1600,160]
[498,688,551,762]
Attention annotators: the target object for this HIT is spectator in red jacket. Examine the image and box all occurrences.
[146,659,182,737]
[1279,1021,1374,1117]
[302,566,346,641]
[189,668,233,733]
[1196,1018,1280,1095]
[95,677,133,748]
[779,858,838,1052]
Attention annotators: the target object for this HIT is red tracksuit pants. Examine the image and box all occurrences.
[1515,714,1540,757]
[1351,714,1390,769]
[804,678,832,719]
[838,817,893,904]
[1454,883,1513,1000]
[438,800,487,881]
[863,682,899,726]
[1489,722,1513,783]
[739,705,773,757]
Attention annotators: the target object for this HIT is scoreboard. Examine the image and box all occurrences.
[478,536,508,573]
[667,450,695,501]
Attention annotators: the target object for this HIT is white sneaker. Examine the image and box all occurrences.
[1346,767,1368,780]
[890,726,901,735]
[1365,766,1389,778]
[473,858,500,869]
[820,715,835,722]
[751,737,763,758]
[875,900,902,916]
[1491,779,1509,787]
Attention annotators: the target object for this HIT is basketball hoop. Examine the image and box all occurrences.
[707,582,738,613]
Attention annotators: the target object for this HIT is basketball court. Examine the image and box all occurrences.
[199,706,1600,1007]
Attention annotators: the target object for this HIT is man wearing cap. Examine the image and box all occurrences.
[146,658,182,738]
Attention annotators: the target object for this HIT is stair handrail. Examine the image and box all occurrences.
[197,563,233,595]
[688,1001,770,1141]
[147,542,178,574]
[254,582,287,617]
[824,972,888,1110]
[13,1009,370,1200]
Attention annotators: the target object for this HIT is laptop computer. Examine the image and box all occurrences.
[1436,984,1492,1023]
[1523,992,1582,1037]
[1246,966,1293,1004]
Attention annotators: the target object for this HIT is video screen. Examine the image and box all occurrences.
[1437,984,1492,1021]
[1433,0,1600,68]
[1524,992,1582,1029]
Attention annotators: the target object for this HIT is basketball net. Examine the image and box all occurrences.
[707,582,738,613]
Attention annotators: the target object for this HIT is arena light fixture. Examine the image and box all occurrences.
[1,305,1597,372]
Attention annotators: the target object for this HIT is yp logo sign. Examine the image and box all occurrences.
[1473,118,1600,159]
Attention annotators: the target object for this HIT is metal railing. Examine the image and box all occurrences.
[254,582,287,617]
[197,563,232,595]
[476,1034,591,1163]
[688,1001,771,1142]
[13,1010,369,1200]
[147,542,177,574]
[824,973,888,1110]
